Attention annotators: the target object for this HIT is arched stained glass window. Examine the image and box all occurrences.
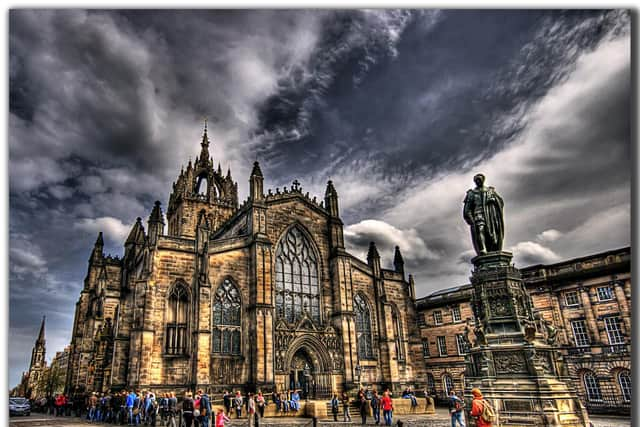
[165,283,189,355]
[354,294,374,359]
[212,278,241,355]
[583,370,602,402]
[275,226,320,324]
[618,370,631,402]
[393,308,405,361]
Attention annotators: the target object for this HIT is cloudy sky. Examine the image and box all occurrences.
[9,9,631,387]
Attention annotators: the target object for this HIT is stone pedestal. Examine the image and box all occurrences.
[464,252,589,427]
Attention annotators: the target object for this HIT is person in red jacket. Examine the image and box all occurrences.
[55,394,65,416]
[380,390,393,426]
[469,388,492,427]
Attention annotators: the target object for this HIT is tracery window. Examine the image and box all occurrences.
[212,278,241,355]
[165,283,189,355]
[583,370,602,402]
[393,308,405,361]
[354,294,374,360]
[275,226,320,324]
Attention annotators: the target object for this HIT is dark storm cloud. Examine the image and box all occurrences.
[8,9,631,387]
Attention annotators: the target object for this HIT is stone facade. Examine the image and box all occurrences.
[416,247,631,415]
[65,126,424,398]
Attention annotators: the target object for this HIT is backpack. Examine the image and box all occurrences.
[481,399,496,423]
[454,399,463,412]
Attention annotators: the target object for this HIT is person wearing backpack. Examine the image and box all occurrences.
[233,391,244,419]
[199,390,212,427]
[370,390,380,425]
[448,390,465,427]
[470,388,495,427]
[183,392,195,427]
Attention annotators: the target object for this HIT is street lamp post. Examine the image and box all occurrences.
[354,364,362,391]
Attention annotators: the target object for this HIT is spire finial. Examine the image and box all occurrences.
[95,232,104,247]
[198,119,211,166]
[394,245,405,274]
[367,241,380,262]
[37,316,46,343]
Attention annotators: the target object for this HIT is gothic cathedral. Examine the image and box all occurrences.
[66,125,424,397]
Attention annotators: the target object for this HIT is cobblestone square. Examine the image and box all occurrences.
[9,409,631,427]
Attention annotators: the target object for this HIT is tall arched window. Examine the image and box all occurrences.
[212,278,241,355]
[392,308,405,361]
[443,374,454,396]
[583,370,602,402]
[426,373,436,396]
[354,294,374,360]
[165,283,189,355]
[275,226,320,324]
[618,370,631,402]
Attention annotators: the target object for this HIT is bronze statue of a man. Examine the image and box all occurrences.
[463,174,505,255]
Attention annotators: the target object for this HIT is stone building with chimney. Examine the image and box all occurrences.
[65,125,424,397]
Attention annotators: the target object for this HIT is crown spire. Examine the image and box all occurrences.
[199,119,210,166]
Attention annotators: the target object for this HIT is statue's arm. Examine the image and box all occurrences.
[463,191,474,225]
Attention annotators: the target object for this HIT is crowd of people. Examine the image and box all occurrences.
[330,388,396,426]
[26,386,495,426]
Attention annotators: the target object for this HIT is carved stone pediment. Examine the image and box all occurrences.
[295,312,318,331]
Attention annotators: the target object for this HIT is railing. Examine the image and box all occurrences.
[602,344,630,354]
[584,394,630,415]
[565,344,630,356]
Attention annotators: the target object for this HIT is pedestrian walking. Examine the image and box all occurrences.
[183,392,195,427]
[256,392,265,419]
[470,388,495,427]
[215,408,230,427]
[370,390,380,425]
[381,390,393,426]
[200,390,212,427]
[246,394,256,427]
[233,391,243,419]
[341,392,351,422]
[223,391,231,416]
[448,390,465,427]
[167,392,178,427]
[359,390,369,425]
[330,394,339,422]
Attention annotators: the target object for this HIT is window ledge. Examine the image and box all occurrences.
[163,353,190,359]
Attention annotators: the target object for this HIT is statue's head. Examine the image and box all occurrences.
[473,173,485,187]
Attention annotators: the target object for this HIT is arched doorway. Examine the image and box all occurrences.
[289,349,314,399]
[279,334,334,399]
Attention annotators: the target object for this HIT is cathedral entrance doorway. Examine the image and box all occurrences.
[289,349,314,399]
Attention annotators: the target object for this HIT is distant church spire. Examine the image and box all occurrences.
[30,315,46,371]
[36,316,46,344]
